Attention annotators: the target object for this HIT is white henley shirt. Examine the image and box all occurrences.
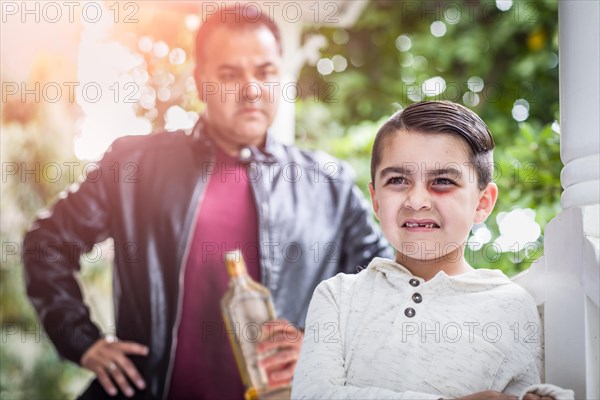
[291,257,546,399]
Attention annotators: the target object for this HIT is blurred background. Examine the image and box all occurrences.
[1,0,560,398]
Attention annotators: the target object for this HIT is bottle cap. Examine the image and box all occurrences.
[225,250,247,277]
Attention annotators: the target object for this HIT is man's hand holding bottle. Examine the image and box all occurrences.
[257,319,304,388]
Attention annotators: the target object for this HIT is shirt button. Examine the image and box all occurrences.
[412,293,423,303]
[239,147,252,161]
[404,307,416,318]
[409,278,420,287]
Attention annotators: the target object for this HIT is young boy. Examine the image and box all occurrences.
[291,101,573,400]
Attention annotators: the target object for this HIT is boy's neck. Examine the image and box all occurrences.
[394,247,474,281]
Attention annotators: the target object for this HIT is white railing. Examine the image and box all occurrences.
[513,2,599,398]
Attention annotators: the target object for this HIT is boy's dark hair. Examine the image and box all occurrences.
[194,4,282,72]
[370,101,495,190]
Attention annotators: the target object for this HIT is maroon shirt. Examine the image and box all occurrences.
[168,146,260,399]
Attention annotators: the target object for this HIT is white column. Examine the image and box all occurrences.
[559,2,600,209]
[269,16,302,145]
[515,2,600,398]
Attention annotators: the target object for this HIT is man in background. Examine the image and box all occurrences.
[23,5,391,399]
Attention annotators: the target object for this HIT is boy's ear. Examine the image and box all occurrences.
[474,182,498,224]
[368,182,380,220]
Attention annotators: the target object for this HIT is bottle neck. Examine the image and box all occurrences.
[225,250,250,283]
[227,261,248,278]
[231,274,250,286]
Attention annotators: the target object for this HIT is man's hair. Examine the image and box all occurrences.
[370,101,495,190]
[194,4,282,72]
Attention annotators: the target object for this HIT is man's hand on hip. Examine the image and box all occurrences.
[80,336,148,397]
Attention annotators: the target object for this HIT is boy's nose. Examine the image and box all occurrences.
[404,186,432,211]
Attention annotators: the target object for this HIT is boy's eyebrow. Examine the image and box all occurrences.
[379,166,463,178]
[379,166,414,178]
[426,168,463,178]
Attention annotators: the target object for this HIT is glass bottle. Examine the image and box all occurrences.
[221,250,290,400]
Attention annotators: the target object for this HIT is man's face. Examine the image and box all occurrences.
[196,25,282,153]
[369,130,497,264]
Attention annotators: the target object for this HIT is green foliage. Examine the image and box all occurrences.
[0,337,91,400]
[0,104,108,399]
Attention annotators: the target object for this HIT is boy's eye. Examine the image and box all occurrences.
[432,178,455,186]
[386,176,408,185]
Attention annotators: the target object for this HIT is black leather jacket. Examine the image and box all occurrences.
[23,122,392,399]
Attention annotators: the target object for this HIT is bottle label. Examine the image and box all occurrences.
[227,293,272,389]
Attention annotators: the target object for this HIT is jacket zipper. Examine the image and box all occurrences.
[249,162,272,291]
[162,161,212,400]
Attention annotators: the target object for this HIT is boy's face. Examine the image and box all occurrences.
[369,130,497,263]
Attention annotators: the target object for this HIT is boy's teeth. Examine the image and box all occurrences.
[405,223,436,228]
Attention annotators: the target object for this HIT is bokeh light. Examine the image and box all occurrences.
[467,223,493,251]
[395,34,412,52]
[494,208,541,252]
[331,55,348,72]
[430,21,447,37]
[317,58,334,75]
[496,0,514,12]
[511,99,530,122]
[422,76,446,97]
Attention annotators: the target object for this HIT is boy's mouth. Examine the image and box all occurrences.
[402,219,440,229]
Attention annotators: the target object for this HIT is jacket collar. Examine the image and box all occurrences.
[189,116,282,165]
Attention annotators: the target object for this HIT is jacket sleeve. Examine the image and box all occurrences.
[291,280,442,400]
[339,185,393,272]
[22,150,116,364]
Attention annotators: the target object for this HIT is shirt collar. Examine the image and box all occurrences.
[368,257,513,291]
